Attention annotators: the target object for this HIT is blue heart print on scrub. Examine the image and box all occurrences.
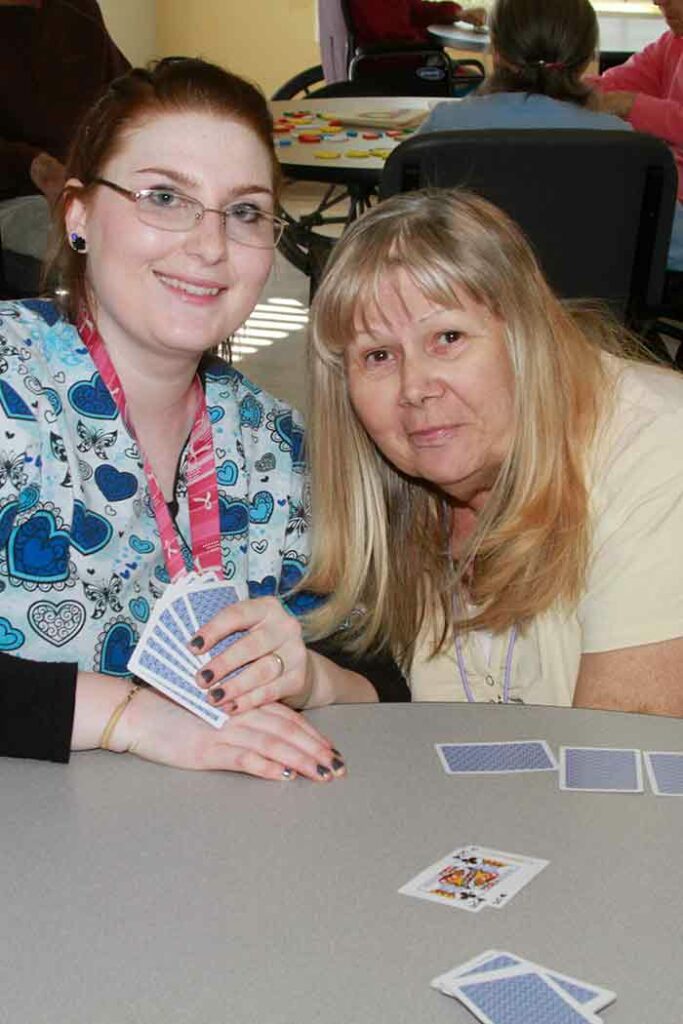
[216,460,238,487]
[0,381,35,421]
[0,616,25,651]
[129,597,150,623]
[71,500,113,555]
[154,564,170,584]
[0,500,20,549]
[268,411,304,470]
[281,556,324,616]
[248,575,277,599]
[17,485,40,513]
[67,372,117,420]
[219,496,249,538]
[249,491,274,524]
[239,394,264,430]
[99,621,137,676]
[95,465,138,502]
[208,406,225,424]
[8,510,70,583]
[129,535,155,555]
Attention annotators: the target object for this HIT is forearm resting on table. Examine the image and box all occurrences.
[303,652,379,708]
[573,637,683,717]
[72,671,140,750]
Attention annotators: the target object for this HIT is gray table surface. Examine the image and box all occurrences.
[428,13,664,54]
[1,703,681,1024]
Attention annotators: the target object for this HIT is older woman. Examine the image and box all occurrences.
[0,58,406,774]
[301,189,683,716]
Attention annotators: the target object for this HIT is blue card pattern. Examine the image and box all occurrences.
[439,741,556,773]
[136,649,224,726]
[646,752,683,795]
[460,955,600,1006]
[562,747,641,792]
[457,972,594,1024]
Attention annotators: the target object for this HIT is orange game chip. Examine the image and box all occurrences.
[362,132,382,140]
[298,133,323,143]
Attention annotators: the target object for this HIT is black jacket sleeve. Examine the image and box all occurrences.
[308,639,411,702]
[0,653,77,763]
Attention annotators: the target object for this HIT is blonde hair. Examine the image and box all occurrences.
[303,189,629,665]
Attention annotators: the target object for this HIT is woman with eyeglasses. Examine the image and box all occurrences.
[0,59,407,774]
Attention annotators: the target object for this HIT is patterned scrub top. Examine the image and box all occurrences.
[0,300,312,675]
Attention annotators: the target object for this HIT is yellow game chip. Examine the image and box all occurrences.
[314,150,341,160]
[346,150,371,159]
[321,125,343,134]
[369,148,392,160]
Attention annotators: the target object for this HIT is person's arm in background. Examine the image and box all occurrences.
[593,35,683,148]
[410,0,487,30]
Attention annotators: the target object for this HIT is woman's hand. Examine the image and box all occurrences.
[188,596,378,712]
[189,596,315,710]
[459,6,488,28]
[116,685,345,781]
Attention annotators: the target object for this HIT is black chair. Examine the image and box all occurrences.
[380,129,677,331]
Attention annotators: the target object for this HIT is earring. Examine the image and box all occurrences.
[69,232,87,253]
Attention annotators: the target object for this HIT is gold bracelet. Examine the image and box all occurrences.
[100,683,141,751]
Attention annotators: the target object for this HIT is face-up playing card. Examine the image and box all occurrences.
[399,846,549,912]
[559,747,643,793]
[435,741,557,774]
[447,965,602,1024]
[432,950,616,1014]
[644,751,683,796]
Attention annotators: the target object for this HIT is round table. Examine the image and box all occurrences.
[1,703,681,1023]
[428,13,664,55]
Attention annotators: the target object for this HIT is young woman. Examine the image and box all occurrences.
[0,59,406,776]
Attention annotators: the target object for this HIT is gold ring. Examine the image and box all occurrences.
[272,652,285,678]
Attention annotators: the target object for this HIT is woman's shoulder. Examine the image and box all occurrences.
[0,299,79,365]
[592,355,683,484]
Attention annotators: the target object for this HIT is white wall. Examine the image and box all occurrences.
[98,0,158,67]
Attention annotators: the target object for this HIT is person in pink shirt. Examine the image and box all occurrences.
[594,0,683,269]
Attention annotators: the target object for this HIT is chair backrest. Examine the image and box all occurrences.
[380,129,677,326]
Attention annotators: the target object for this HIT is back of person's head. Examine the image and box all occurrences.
[485,0,598,106]
[47,57,278,318]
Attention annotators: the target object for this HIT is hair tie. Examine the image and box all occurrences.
[528,59,565,71]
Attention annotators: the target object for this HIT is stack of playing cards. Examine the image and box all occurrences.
[644,751,683,795]
[432,949,616,1022]
[399,845,549,913]
[128,572,245,728]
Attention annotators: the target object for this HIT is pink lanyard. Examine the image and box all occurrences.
[77,311,223,582]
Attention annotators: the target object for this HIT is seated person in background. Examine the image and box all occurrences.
[0,0,129,293]
[593,0,683,271]
[347,0,487,47]
[297,188,683,718]
[0,58,407,770]
[419,0,683,272]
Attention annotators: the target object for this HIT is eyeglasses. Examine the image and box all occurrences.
[92,177,285,249]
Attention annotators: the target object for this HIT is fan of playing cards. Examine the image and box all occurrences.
[128,572,245,728]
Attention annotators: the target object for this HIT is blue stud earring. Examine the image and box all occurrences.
[69,232,87,253]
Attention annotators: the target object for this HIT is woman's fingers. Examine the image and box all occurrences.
[190,596,310,709]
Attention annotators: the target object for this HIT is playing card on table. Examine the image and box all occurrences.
[644,751,683,796]
[560,746,643,793]
[399,845,549,912]
[435,741,557,775]
[446,965,602,1024]
[433,950,616,1014]
[128,573,244,728]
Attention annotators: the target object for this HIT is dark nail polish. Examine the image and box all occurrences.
[200,668,214,684]
[331,757,345,772]
[190,635,204,650]
[332,748,342,758]
[210,686,225,702]
[316,764,332,779]
[281,767,295,780]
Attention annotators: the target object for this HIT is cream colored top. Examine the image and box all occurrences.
[410,359,683,706]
